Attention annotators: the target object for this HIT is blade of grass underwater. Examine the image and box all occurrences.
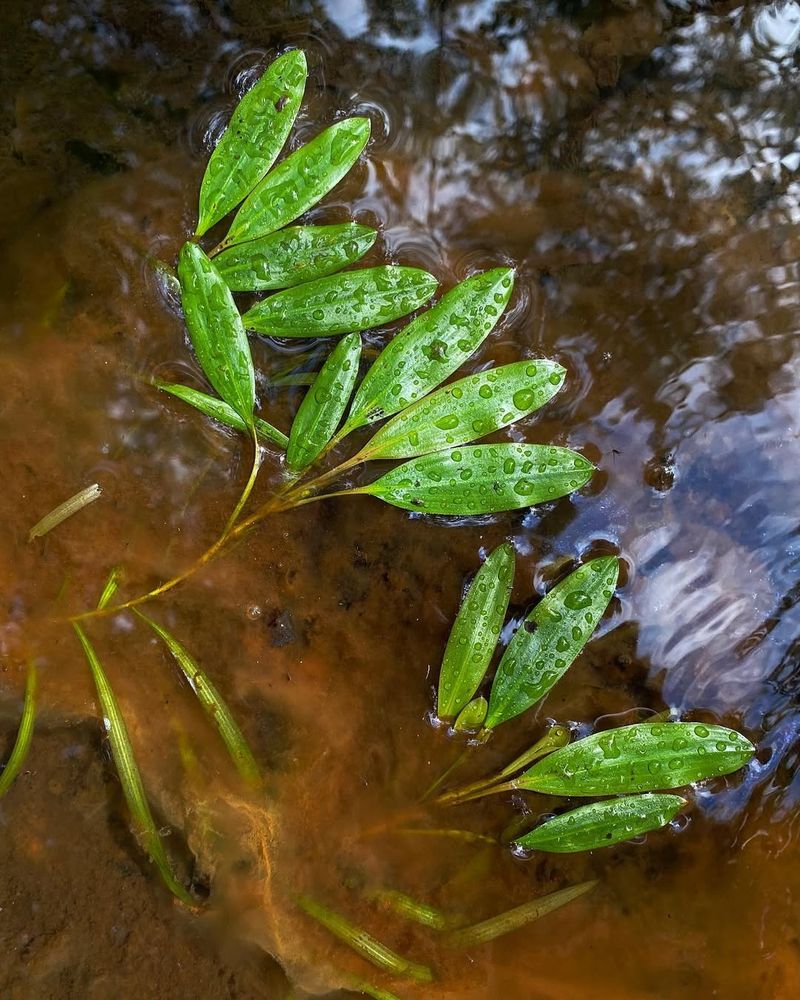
[28,483,102,540]
[286,332,361,470]
[485,556,619,729]
[72,624,193,905]
[447,881,596,948]
[514,794,686,853]
[343,268,515,436]
[367,888,450,930]
[221,117,371,248]
[392,828,497,847]
[438,542,515,720]
[453,696,488,733]
[349,444,593,516]
[0,662,37,797]
[177,243,255,426]
[156,381,288,448]
[347,976,403,1000]
[516,722,755,796]
[96,566,123,610]
[196,49,307,237]
[357,360,566,462]
[133,610,260,784]
[214,223,377,291]
[296,895,434,983]
[242,266,438,337]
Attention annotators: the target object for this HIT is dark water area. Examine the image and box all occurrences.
[2,0,800,997]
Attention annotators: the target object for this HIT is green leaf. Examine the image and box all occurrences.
[221,117,371,248]
[196,49,307,237]
[156,381,288,449]
[242,266,437,337]
[72,624,193,905]
[343,268,515,436]
[351,444,593,516]
[367,888,450,930]
[357,360,565,462]
[214,223,377,292]
[97,566,123,610]
[134,610,261,784]
[453,696,488,733]
[516,722,756,796]
[28,483,102,541]
[286,333,361,470]
[177,243,255,426]
[297,895,433,983]
[484,556,619,729]
[514,794,685,853]
[0,662,37,797]
[438,542,515,719]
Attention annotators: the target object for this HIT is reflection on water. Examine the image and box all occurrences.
[2,1,800,997]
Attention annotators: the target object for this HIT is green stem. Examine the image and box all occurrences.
[0,662,37,797]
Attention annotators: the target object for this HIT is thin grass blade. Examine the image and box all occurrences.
[286,332,361,470]
[97,566,123,610]
[0,662,37,797]
[197,49,307,236]
[347,976,402,1000]
[29,483,102,540]
[134,610,260,784]
[72,624,193,905]
[214,223,377,291]
[358,360,565,461]
[242,266,438,337]
[514,793,686,853]
[485,556,619,729]
[177,243,255,425]
[447,881,596,948]
[438,542,514,719]
[221,118,371,248]
[297,895,433,983]
[156,381,288,448]
[367,888,450,930]
[343,268,514,436]
[352,444,593,516]
[517,722,755,796]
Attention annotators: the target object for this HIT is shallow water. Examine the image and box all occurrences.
[2,1,800,997]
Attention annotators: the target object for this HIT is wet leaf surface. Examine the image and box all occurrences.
[156,381,288,448]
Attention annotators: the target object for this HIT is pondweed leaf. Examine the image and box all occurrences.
[196,49,307,237]
[221,117,371,248]
[367,888,450,930]
[242,266,437,337]
[28,483,102,540]
[358,360,565,462]
[343,268,515,435]
[287,332,361,470]
[134,610,261,784]
[214,223,377,291]
[352,444,593,516]
[177,243,255,426]
[72,624,193,905]
[156,381,288,449]
[447,881,596,948]
[453,696,488,733]
[516,722,755,796]
[514,794,685,853]
[0,661,37,797]
[438,542,515,719]
[96,566,123,611]
[297,895,433,983]
[484,556,619,729]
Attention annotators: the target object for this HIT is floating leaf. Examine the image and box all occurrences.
[242,266,437,337]
[343,268,514,435]
[447,881,596,948]
[29,483,102,540]
[453,697,488,733]
[514,794,685,853]
[178,243,255,426]
[221,118,371,248]
[0,662,37,797]
[516,722,755,797]
[196,49,307,237]
[97,566,123,610]
[133,610,260,783]
[438,542,514,719]
[297,895,433,983]
[156,381,288,448]
[367,888,450,930]
[349,444,593,516]
[484,556,619,729]
[72,624,193,905]
[214,223,377,291]
[287,333,361,470]
[358,360,565,461]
